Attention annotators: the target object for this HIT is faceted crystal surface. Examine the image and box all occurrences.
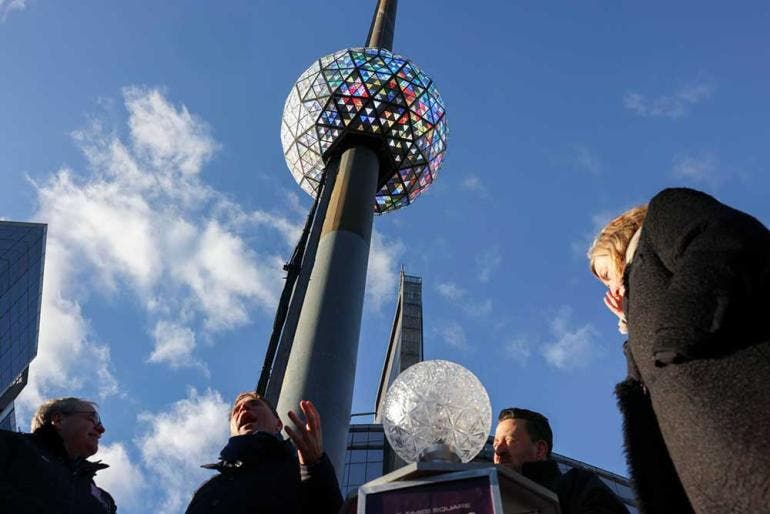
[381,360,491,463]
[280,47,448,214]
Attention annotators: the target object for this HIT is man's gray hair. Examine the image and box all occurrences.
[31,397,97,432]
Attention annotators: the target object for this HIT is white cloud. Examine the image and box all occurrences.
[242,208,302,247]
[475,246,501,283]
[0,0,26,21]
[504,339,532,365]
[172,220,281,330]
[623,78,715,119]
[671,153,720,187]
[571,209,626,259]
[125,87,218,178]
[461,174,485,193]
[34,169,160,292]
[542,307,600,369]
[571,144,602,175]
[365,229,405,311]
[16,239,118,419]
[93,442,146,511]
[148,320,205,372]
[464,298,493,317]
[436,321,471,351]
[136,388,230,514]
[435,281,492,317]
[437,282,465,301]
[19,86,297,414]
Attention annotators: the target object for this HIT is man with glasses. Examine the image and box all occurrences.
[493,407,628,514]
[0,397,116,513]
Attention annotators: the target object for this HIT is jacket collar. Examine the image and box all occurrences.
[520,459,562,491]
[203,432,294,472]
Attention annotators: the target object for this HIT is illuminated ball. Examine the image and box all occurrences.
[281,47,448,214]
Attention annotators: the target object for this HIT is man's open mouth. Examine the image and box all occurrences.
[237,411,257,429]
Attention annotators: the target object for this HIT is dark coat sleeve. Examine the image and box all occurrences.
[0,431,47,514]
[642,187,770,364]
[615,379,693,514]
[299,453,343,514]
[557,468,630,514]
[99,487,117,514]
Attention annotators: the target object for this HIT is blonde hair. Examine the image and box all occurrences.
[31,397,97,432]
[588,205,648,278]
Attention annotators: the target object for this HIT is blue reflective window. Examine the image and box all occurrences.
[347,462,365,486]
[349,449,368,463]
[365,462,382,481]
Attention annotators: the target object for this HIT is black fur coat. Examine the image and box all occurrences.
[617,188,770,513]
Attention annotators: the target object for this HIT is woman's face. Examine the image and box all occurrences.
[593,253,625,321]
[593,254,623,296]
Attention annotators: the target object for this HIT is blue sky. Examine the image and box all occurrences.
[2,1,770,511]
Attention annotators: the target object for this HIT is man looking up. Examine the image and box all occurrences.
[494,408,628,514]
[0,397,116,513]
[185,392,343,514]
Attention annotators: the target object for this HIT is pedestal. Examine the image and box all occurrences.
[343,461,560,514]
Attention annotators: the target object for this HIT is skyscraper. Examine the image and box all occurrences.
[374,270,423,421]
[0,221,47,431]
[374,269,422,473]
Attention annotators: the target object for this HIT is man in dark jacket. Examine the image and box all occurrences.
[185,392,342,514]
[493,408,628,514]
[0,397,116,513]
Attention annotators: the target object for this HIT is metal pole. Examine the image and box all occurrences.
[263,164,338,406]
[274,0,398,479]
[275,146,379,477]
[366,0,398,49]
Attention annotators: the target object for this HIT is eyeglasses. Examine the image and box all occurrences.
[69,410,103,428]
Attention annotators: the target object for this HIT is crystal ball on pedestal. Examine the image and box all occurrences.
[381,360,491,463]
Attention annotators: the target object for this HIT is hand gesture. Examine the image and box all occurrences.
[604,291,628,334]
[603,291,624,318]
[285,400,323,466]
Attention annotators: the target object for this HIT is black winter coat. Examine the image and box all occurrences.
[618,188,770,513]
[185,432,343,514]
[0,425,116,514]
[522,460,629,514]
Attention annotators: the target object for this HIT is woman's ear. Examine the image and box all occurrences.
[50,413,64,427]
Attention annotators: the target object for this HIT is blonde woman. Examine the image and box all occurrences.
[589,188,770,513]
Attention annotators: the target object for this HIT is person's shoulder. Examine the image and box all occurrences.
[644,187,731,244]
[560,466,601,485]
[649,187,719,212]
[0,429,35,453]
[95,486,117,514]
[0,428,28,439]
[558,468,629,513]
[557,467,614,497]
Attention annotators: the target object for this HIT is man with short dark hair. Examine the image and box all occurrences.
[494,407,628,514]
[0,397,116,513]
[185,393,342,514]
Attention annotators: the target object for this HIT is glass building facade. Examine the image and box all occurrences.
[342,423,638,513]
[0,221,47,431]
[374,271,423,473]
